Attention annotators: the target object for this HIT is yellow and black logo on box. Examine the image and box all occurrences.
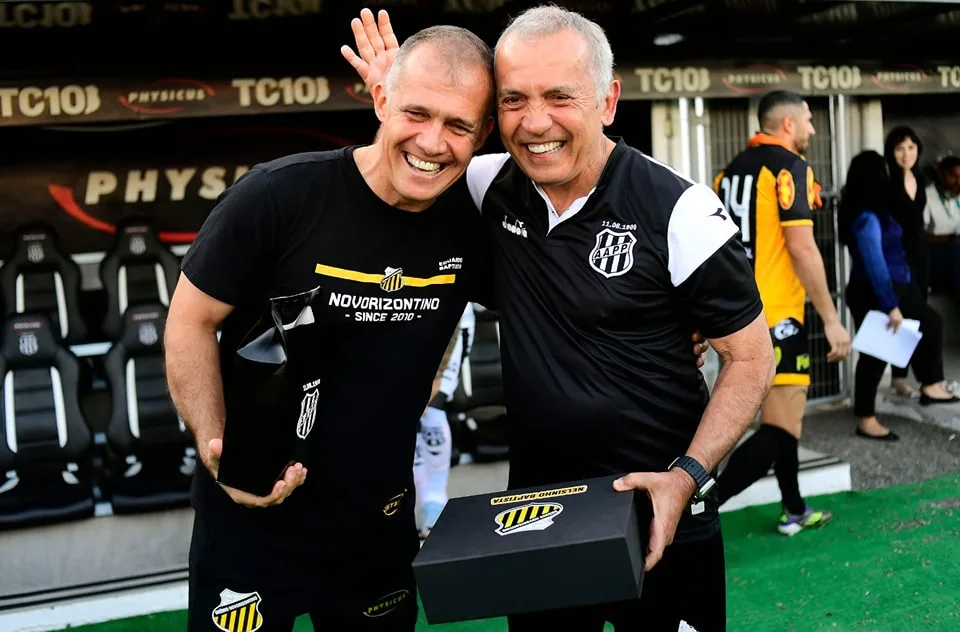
[494,502,563,536]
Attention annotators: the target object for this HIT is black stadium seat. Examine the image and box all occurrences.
[0,314,94,528]
[448,307,509,462]
[99,218,181,340]
[102,304,194,512]
[0,223,87,344]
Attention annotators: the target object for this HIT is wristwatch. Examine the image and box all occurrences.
[668,456,716,502]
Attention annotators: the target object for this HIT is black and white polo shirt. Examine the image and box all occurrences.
[466,138,762,542]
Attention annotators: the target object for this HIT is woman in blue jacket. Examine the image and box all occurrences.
[838,150,957,441]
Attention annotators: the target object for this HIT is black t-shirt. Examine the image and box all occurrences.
[466,139,762,542]
[180,147,491,557]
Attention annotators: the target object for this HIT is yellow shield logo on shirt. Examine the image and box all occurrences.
[379,267,404,292]
[776,169,795,210]
[806,166,817,210]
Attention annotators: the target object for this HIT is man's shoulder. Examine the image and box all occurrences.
[725,143,806,174]
[756,143,807,171]
[467,152,514,211]
[436,177,488,226]
[253,148,350,181]
[622,146,694,192]
[233,149,355,213]
[615,146,706,218]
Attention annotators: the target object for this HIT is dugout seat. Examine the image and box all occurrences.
[0,313,95,528]
[449,307,509,462]
[0,223,87,344]
[102,304,194,513]
[99,218,181,340]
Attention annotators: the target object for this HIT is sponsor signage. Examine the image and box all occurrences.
[0,76,374,127]
[621,62,960,99]
[0,62,956,128]
[0,122,360,255]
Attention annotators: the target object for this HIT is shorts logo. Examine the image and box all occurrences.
[211,589,263,632]
[423,425,446,448]
[494,502,563,536]
[296,385,319,439]
[776,169,795,210]
[589,228,636,278]
[773,318,799,340]
[363,589,410,618]
[383,489,406,516]
[774,345,782,367]
[380,267,404,292]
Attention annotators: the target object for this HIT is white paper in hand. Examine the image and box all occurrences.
[851,310,923,368]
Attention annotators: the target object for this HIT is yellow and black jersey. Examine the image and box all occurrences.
[713,133,822,326]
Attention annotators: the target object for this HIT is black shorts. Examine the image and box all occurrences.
[770,316,810,387]
[187,513,418,632]
[506,528,726,632]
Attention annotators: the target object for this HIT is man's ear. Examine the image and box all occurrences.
[372,82,389,123]
[600,79,621,127]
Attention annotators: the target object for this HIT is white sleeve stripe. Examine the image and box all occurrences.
[667,183,739,286]
[466,153,511,212]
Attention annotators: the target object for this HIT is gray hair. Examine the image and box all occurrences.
[495,5,615,103]
[385,25,494,105]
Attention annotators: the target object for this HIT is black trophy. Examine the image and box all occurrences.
[217,286,327,497]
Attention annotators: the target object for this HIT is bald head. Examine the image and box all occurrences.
[385,25,494,113]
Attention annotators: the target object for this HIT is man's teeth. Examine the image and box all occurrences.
[527,141,564,154]
[405,153,442,172]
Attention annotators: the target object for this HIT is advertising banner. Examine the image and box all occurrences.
[621,62,960,100]
[1,63,958,128]
[0,116,370,256]
[0,76,374,128]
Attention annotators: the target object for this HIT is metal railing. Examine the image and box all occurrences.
[806,193,850,404]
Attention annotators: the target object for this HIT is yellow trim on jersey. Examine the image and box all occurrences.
[773,373,811,386]
[315,264,456,287]
[781,219,814,227]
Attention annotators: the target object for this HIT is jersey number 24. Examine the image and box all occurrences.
[717,174,754,246]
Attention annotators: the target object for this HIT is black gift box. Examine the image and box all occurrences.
[413,475,649,624]
[217,286,328,497]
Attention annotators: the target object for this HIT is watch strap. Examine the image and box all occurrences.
[669,455,716,501]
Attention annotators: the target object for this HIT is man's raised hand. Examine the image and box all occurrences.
[340,8,400,90]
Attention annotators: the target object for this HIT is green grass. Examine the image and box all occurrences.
[62,473,960,631]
